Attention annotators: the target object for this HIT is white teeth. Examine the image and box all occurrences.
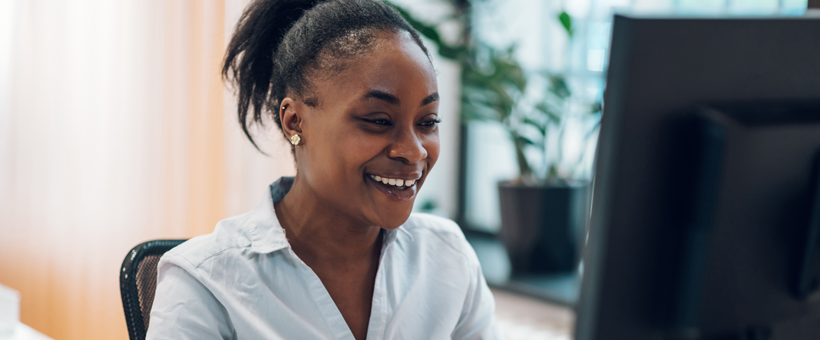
[369,174,418,187]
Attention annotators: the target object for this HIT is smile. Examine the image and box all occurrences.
[367,174,417,188]
[365,173,420,201]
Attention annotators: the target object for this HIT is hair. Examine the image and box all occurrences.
[222,0,431,152]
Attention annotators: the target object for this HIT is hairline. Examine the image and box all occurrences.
[289,29,433,109]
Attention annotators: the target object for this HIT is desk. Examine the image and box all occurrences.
[466,233,581,307]
[493,288,574,340]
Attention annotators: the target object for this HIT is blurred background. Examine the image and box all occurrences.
[0,0,811,339]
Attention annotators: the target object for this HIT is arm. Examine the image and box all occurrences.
[145,259,236,340]
[451,257,504,340]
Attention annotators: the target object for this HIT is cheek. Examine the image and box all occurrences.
[350,130,388,154]
[303,124,355,185]
[423,133,441,167]
[317,126,385,176]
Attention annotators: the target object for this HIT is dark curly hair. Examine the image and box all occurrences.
[222,0,431,152]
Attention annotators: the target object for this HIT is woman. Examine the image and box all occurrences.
[146,0,501,339]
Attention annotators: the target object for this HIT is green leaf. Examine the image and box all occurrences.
[535,102,562,124]
[558,11,573,38]
[515,135,538,146]
[549,75,571,99]
[589,101,603,114]
[386,2,465,60]
[522,117,547,136]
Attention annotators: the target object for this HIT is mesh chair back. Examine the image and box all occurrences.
[120,239,186,340]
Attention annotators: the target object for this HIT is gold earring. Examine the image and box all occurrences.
[289,134,302,146]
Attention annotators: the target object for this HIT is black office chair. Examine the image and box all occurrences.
[120,239,187,340]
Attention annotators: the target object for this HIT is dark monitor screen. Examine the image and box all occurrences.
[576,15,820,340]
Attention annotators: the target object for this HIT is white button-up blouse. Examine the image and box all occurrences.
[146,177,502,340]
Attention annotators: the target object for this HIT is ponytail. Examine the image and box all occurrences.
[223,0,323,151]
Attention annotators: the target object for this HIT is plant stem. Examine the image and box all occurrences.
[512,132,533,183]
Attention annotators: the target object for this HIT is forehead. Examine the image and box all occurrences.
[309,32,437,106]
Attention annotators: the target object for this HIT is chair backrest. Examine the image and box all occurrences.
[120,239,186,340]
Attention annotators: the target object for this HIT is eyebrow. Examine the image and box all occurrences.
[362,90,400,106]
[420,92,439,107]
[361,90,440,107]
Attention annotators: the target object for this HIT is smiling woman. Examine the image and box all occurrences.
[144,0,501,339]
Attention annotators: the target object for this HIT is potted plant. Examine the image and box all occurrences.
[461,44,599,273]
[391,2,601,274]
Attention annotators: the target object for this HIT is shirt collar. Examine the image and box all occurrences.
[246,177,290,254]
[247,177,408,254]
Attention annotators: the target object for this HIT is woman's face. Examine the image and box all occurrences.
[286,31,440,229]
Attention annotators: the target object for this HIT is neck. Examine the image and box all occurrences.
[274,175,383,265]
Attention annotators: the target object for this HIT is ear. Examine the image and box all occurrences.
[279,97,303,138]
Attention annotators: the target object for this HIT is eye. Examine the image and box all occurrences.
[419,118,441,127]
[368,118,392,126]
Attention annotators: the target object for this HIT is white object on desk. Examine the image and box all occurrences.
[0,284,52,340]
[0,283,20,338]
[1,323,53,340]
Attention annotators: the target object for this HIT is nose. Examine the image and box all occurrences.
[388,127,427,164]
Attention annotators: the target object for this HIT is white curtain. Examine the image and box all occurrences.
[0,1,295,339]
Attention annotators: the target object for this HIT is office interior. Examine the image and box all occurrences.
[1,0,817,339]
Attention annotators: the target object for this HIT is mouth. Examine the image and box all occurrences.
[365,173,420,201]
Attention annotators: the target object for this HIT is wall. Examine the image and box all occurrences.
[0,1,295,339]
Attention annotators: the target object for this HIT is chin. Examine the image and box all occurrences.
[374,204,414,230]
[361,173,423,228]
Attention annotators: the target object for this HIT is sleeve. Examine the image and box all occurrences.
[451,250,505,340]
[145,257,236,340]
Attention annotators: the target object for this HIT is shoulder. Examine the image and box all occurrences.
[400,213,480,266]
[162,211,256,271]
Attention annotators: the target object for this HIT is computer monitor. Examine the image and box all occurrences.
[576,15,820,340]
